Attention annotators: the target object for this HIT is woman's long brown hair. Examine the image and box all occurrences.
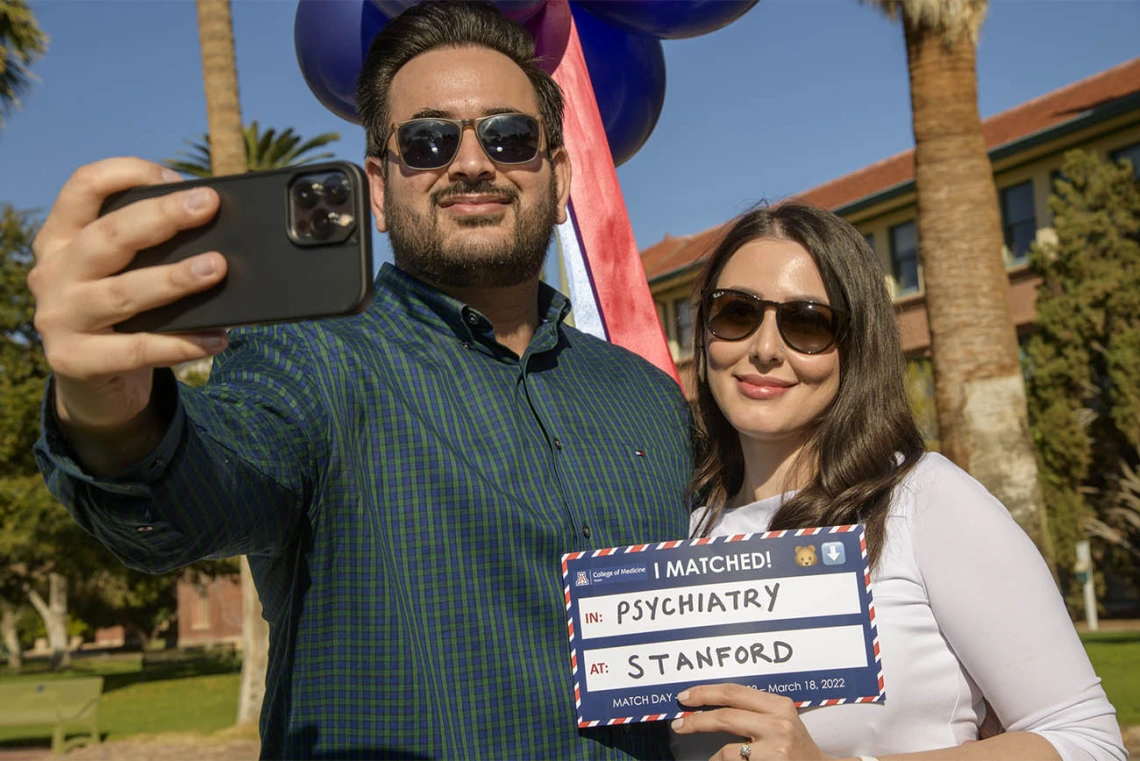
[690,202,924,569]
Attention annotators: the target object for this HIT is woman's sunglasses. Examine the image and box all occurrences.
[703,288,847,354]
[388,113,543,171]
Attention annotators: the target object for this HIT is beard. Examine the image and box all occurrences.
[385,173,559,289]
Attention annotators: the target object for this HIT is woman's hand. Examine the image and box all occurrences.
[671,683,832,761]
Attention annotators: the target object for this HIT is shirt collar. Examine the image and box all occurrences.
[375,263,572,349]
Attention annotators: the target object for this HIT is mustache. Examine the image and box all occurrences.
[432,181,519,206]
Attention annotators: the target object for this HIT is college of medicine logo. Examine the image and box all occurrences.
[575,571,590,587]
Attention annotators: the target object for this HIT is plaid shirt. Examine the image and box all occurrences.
[36,264,692,760]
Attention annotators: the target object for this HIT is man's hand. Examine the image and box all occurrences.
[28,157,229,473]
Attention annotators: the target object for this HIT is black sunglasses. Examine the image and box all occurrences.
[703,288,847,355]
[388,113,543,171]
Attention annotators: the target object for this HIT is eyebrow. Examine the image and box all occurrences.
[408,106,526,120]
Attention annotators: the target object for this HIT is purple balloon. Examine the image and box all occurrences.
[294,0,389,124]
[570,3,665,167]
[575,0,757,40]
[372,0,546,23]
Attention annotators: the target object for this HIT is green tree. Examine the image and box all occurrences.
[0,205,90,667]
[0,0,47,127]
[165,120,340,177]
[1026,149,1140,602]
[868,0,1052,566]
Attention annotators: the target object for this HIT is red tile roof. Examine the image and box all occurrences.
[641,56,1140,282]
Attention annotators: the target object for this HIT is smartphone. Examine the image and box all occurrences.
[101,161,374,333]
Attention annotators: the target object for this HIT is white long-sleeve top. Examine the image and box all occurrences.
[673,453,1126,761]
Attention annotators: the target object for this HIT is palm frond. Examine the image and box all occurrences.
[165,122,342,176]
[0,0,49,127]
[863,0,987,46]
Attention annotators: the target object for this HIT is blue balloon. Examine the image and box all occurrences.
[373,0,546,23]
[294,0,389,124]
[571,3,665,167]
[575,0,757,40]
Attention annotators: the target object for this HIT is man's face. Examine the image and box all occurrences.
[367,45,571,289]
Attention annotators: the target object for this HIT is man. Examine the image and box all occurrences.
[29,2,691,759]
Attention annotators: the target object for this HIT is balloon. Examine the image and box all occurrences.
[373,0,546,23]
[295,0,756,164]
[570,3,665,167]
[294,0,389,124]
[575,0,757,40]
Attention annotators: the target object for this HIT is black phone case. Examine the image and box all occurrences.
[102,161,374,333]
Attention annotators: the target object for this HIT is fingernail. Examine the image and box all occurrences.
[677,690,690,702]
[198,333,227,351]
[191,255,217,278]
[671,719,683,730]
[161,168,182,184]
[186,187,212,211]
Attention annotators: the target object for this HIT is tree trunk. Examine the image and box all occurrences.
[901,17,1053,568]
[195,0,266,725]
[236,557,269,725]
[1,600,22,670]
[27,573,70,669]
[195,0,246,177]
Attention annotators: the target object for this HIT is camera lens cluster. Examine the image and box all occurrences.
[290,171,355,244]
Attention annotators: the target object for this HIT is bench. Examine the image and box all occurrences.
[0,676,103,754]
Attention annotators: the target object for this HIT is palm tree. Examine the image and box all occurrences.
[0,0,48,127]
[165,121,341,177]
[869,0,1053,566]
[193,0,268,726]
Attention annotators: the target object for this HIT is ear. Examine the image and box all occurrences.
[365,156,388,233]
[550,146,572,225]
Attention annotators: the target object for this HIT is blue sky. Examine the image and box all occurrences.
[1,0,1137,270]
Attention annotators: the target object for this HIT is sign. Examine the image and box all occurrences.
[561,525,884,727]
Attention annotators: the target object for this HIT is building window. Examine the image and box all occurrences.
[1000,181,1036,265]
[656,295,695,360]
[192,585,211,630]
[889,221,920,297]
[674,297,694,358]
[1111,142,1140,180]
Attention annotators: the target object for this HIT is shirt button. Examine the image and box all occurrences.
[553,437,563,450]
[581,524,591,539]
[461,342,472,350]
[465,312,480,326]
[136,526,154,534]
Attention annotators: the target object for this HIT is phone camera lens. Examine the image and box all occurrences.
[324,175,349,205]
[293,181,319,209]
[310,209,334,240]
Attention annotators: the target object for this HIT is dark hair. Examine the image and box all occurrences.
[355,1,565,159]
[690,202,924,569]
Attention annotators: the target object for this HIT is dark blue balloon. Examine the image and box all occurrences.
[294,0,389,124]
[575,0,757,40]
[572,3,665,167]
[373,0,546,22]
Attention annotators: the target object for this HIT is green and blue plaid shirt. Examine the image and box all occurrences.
[36,264,692,760]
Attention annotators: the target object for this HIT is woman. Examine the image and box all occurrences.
[670,203,1125,761]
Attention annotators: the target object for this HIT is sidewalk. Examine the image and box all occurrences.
[1075,618,1140,634]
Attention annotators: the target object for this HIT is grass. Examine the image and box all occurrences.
[0,633,1137,750]
[1081,630,1140,725]
[0,651,240,750]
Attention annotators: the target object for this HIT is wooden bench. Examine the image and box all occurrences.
[0,676,103,754]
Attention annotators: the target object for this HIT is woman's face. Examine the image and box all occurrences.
[705,238,841,451]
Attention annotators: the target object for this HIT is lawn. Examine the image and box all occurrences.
[0,651,240,750]
[0,633,1137,751]
[1082,630,1140,725]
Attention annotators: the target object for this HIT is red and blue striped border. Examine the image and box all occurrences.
[561,524,884,726]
